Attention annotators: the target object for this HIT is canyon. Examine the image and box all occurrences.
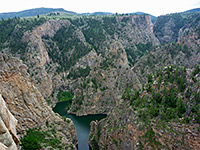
[0,8,199,149]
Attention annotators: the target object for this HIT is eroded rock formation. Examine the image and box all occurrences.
[0,54,77,149]
[0,94,18,150]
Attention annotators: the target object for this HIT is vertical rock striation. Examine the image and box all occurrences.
[22,20,71,98]
[0,94,19,150]
[0,54,77,149]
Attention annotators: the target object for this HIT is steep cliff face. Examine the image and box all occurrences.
[90,109,200,149]
[66,15,159,115]
[1,15,159,109]
[178,15,200,60]
[68,41,140,115]
[154,12,200,43]
[133,12,200,84]
[117,15,159,45]
[113,15,159,66]
[154,17,177,43]
[88,12,200,150]
[0,54,77,149]
[0,15,159,148]
[89,66,200,149]
[0,11,200,150]
[21,20,70,98]
[0,94,19,150]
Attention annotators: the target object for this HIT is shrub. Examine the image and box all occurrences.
[57,91,73,102]
[20,128,45,150]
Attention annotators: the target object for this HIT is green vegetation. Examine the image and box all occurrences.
[47,16,116,72]
[100,57,115,69]
[102,17,117,36]
[89,124,103,150]
[20,127,70,150]
[192,64,200,77]
[56,90,73,110]
[20,128,45,150]
[50,16,118,73]
[82,18,106,50]
[0,17,46,54]
[154,13,184,42]
[50,25,92,72]
[136,42,152,55]
[67,66,91,79]
[120,65,200,148]
[0,8,69,19]
[154,12,200,43]
[57,90,73,102]
[123,65,200,123]
[142,127,161,147]
[110,136,118,147]
[126,42,153,66]
[90,136,99,150]
[1,9,199,150]
[166,43,192,58]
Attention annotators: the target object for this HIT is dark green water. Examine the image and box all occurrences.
[53,101,106,150]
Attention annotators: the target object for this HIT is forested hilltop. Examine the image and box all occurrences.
[0,8,199,149]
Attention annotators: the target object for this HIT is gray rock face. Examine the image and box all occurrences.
[2,15,160,111]
[157,18,176,43]
[117,15,159,45]
[0,54,77,149]
[0,142,8,150]
[133,14,200,84]
[69,41,141,115]
[1,11,199,150]
[88,13,200,150]
[67,15,159,116]
[0,94,18,150]
[21,20,71,99]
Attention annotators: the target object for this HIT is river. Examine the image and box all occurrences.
[53,101,106,150]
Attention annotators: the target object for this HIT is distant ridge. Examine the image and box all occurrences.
[0,7,75,19]
[130,12,157,22]
[184,8,200,13]
[0,7,199,20]
[81,12,113,16]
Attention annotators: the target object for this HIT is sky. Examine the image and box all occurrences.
[0,0,200,16]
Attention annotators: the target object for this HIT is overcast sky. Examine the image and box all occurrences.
[1,0,200,16]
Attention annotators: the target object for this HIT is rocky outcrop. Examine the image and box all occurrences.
[67,15,159,115]
[154,12,200,44]
[0,12,199,150]
[90,110,200,149]
[133,13,200,84]
[177,15,200,66]
[0,95,18,150]
[0,54,77,149]
[20,15,159,102]
[68,41,141,115]
[21,20,70,98]
[155,17,177,43]
[0,15,160,111]
[74,50,101,69]
[0,142,8,150]
[117,15,159,45]
[89,66,200,149]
